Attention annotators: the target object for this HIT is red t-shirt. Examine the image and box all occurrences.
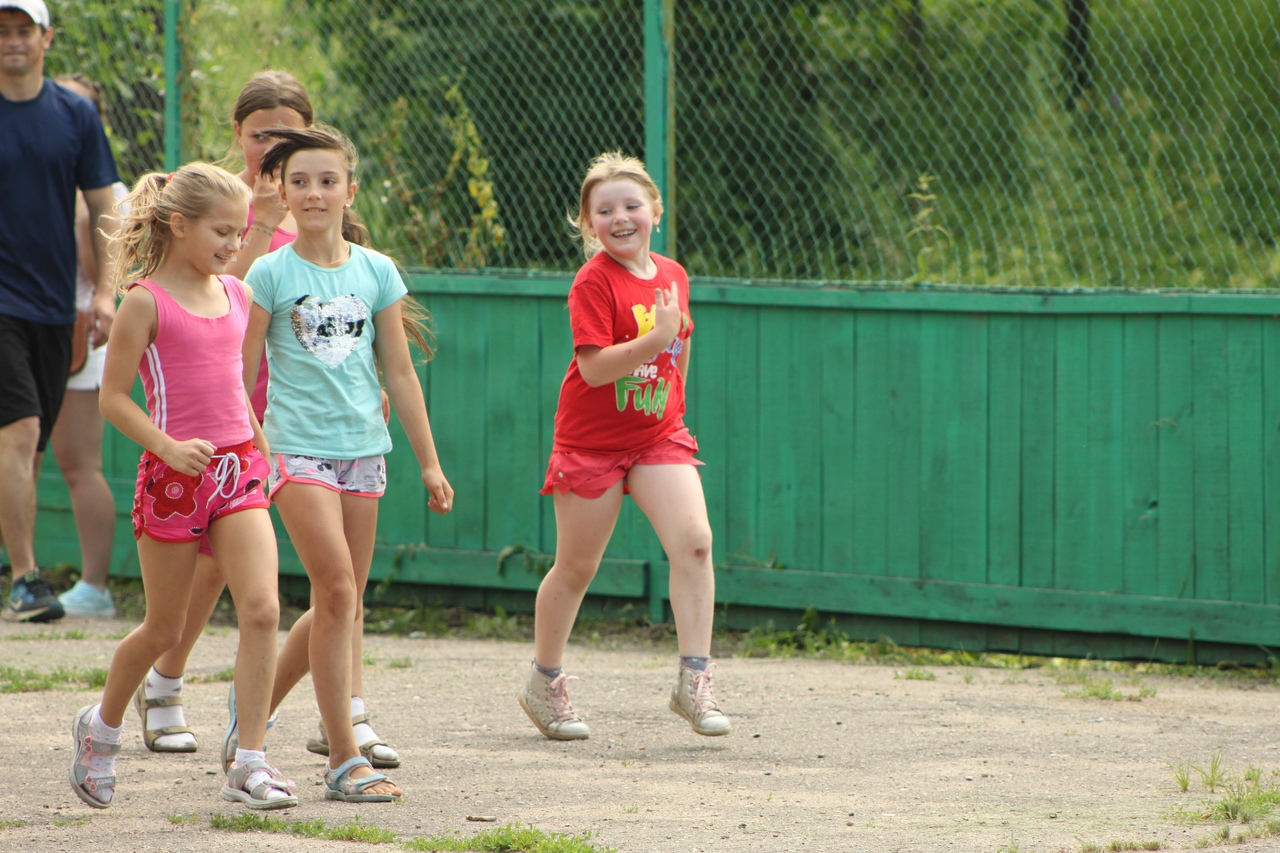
[551,252,694,454]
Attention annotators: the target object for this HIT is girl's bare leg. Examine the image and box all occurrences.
[206,508,280,752]
[533,483,625,668]
[153,552,224,677]
[49,390,115,592]
[98,538,200,726]
[273,483,399,797]
[627,464,715,656]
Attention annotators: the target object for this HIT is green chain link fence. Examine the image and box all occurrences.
[50,0,1280,288]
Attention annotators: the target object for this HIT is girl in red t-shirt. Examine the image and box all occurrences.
[519,152,731,740]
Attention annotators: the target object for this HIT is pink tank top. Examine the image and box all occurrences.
[132,276,254,447]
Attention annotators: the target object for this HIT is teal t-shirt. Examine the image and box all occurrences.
[247,243,407,458]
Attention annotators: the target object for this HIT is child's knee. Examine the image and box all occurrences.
[237,595,280,636]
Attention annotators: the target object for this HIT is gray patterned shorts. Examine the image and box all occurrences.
[267,453,387,499]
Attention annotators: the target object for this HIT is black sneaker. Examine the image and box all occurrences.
[6,570,65,622]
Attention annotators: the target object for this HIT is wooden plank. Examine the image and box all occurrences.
[1121,316,1160,595]
[884,312,923,645]
[360,545,647,597]
[850,311,887,575]
[1226,318,1265,604]
[1264,319,1280,606]
[1155,315,1196,599]
[1086,315,1124,592]
[720,305,761,565]
[711,565,1280,647]
[687,302,729,567]
[986,315,1022,586]
[918,314,954,580]
[951,313,989,582]
[482,296,542,552]
[1020,316,1056,589]
[884,314,923,575]
[820,308,858,573]
[757,310,799,566]
[1191,316,1232,601]
[538,298,573,555]
[1053,316,1090,591]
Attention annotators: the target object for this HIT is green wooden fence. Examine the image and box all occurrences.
[33,280,1280,662]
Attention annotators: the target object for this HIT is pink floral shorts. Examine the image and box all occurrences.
[131,440,270,548]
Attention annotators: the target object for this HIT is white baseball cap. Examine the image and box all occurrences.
[0,0,50,28]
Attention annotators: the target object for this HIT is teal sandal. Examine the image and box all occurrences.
[324,756,400,802]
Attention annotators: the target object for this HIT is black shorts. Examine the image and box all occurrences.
[0,314,74,452]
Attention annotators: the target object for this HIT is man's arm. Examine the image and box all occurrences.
[81,185,118,347]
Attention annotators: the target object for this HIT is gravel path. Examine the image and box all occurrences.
[2,616,1277,852]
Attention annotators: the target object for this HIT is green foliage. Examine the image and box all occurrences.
[41,1,165,182]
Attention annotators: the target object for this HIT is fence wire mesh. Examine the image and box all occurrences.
[50,1,1280,288]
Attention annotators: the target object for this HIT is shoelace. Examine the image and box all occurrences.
[210,451,245,499]
[545,673,582,723]
[690,663,722,713]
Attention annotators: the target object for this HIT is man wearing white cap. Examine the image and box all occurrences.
[0,0,120,621]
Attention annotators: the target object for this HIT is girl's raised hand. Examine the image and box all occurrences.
[162,438,217,477]
[252,172,288,230]
[654,281,683,342]
[424,467,454,515]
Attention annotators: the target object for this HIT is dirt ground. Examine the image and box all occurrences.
[2,615,1279,853]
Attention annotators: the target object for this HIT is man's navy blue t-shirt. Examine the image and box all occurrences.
[0,79,120,325]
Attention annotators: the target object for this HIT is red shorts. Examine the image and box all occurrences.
[132,440,270,549]
[541,428,703,499]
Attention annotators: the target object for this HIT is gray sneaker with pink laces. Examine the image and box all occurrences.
[519,664,590,740]
[669,663,732,736]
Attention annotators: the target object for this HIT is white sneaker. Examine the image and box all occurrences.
[669,663,732,736]
[518,664,590,740]
[58,580,116,618]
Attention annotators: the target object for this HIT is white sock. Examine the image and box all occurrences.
[233,748,290,802]
[85,707,122,795]
[350,696,398,761]
[144,668,197,751]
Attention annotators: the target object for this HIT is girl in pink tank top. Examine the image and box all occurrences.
[70,163,297,813]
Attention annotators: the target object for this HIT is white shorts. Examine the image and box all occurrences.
[66,344,107,392]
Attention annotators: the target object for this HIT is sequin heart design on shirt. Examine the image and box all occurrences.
[290,294,368,368]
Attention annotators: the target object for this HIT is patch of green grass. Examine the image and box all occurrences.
[0,665,108,692]
[1105,841,1162,851]
[209,813,396,843]
[1171,759,1192,792]
[1171,759,1280,847]
[0,819,28,829]
[2,628,87,641]
[189,667,236,685]
[207,813,612,852]
[464,606,526,641]
[1060,675,1155,702]
[1197,750,1230,793]
[895,667,937,681]
[167,813,201,824]
[403,823,613,852]
[385,656,414,669]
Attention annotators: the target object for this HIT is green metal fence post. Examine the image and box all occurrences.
[643,0,674,258]
[163,0,181,170]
